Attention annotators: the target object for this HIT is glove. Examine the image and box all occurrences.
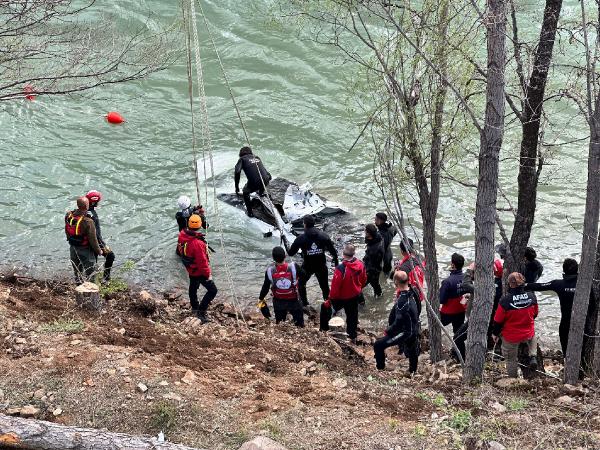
[323,299,331,309]
[196,205,206,216]
[257,300,271,319]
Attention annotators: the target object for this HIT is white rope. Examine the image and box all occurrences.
[185,0,246,326]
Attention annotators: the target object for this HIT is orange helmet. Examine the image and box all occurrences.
[188,214,202,230]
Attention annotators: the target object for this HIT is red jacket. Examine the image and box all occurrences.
[395,254,426,301]
[329,257,367,301]
[493,287,538,343]
[177,229,211,278]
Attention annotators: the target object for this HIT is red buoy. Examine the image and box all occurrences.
[24,85,36,101]
[106,111,125,124]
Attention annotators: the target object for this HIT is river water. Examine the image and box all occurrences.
[0,0,591,350]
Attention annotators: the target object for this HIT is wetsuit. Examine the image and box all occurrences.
[363,232,385,297]
[288,226,339,306]
[88,206,115,283]
[376,222,397,274]
[234,153,272,214]
[176,205,208,232]
[523,259,544,284]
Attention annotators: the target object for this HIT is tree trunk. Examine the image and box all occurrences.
[565,113,600,384]
[506,0,562,272]
[464,0,507,384]
[0,414,204,450]
[592,230,600,374]
[75,282,102,312]
[422,213,442,362]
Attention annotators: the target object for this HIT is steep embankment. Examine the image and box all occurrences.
[0,274,598,450]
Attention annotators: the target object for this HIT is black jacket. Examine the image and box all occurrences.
[527,274,577,321]
[363,233,384,274]
[87,207,106,249]
[176,205,208,232]
[234,154,272,192]
[377,222,397,263]
[522,259,544,284]
[386,290,419,340]
[288,227,339,269]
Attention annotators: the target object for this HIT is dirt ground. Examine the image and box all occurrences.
[1,274,599,450]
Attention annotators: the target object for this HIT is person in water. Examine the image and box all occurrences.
[363,224,384,298]
[85,190,115,283]
[176,214,217,323]
[288,215,339,307]
[176,195,208,232]
[234,146,272,217]
[522,246,544,284]
[374,212,397,275]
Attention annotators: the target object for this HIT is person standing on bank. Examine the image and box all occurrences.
[373,270,420,373]
[85,190,115,283]
[363,224,385,297]
[258,246,305,327]
[374,212,397,275]
[288,215,339,307]
[176,214,217,323]
[65,197,103,284]
[439,253,468,334]
[234,146,272,217]
[320,244,367,340]
[492,272,539,377]
[176,195,208,232]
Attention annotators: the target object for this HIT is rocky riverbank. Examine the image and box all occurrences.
[0,273,599,450]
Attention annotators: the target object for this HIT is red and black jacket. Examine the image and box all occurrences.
[176,229,211,278]
[65,211,89,247]
[492,287,538,343]
[329,257,367,301]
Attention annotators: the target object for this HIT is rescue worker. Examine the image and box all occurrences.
[176,214,217,323]
[439,253,467,334]
[234,146,272,217]
[320,244,367,340]
[374,212,397,275]
[522,246,544,284]
[288,215,339,307]
[492,272,539,377]
[176,195,208,232]
[373,271,420,373]
[85,190,115,283]
[393,238,426,306]
[258,246,305,327]
[65,197,103,284]
[363,224,384,297]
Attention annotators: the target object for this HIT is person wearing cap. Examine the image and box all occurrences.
[176,195,208,232]
[65,197,103,283]
[439,253,468,334]
[393,238,426,307]
[320,244,367,340]
[85,190,115,283]
[176,214,217,323]
[234,146,272,217]
[492,272,539,377]
[363,224,385,297]
[374,212,397,275]
[373,270,420,373]
[258,246,305,326]
[288,215,339,307]
[522,246,544,284]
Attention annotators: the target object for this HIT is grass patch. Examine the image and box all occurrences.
[40,318,84,334]
[506,397,528,411]
[413,423,427,437]
[259,418,282,440]
[150,401,178,432]
[99,278,128,297]
[448,409,472,433]
[432,394,447,407]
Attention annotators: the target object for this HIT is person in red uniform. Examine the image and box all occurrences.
[176,214,217,323]
[319,244,367,340]
[258,246,305,326]
[393,239,426,308]
[439,253,467,334]
[492,272,539,377]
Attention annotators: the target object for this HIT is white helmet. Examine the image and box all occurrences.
[177,195,191,211]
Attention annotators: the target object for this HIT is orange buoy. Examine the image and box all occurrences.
[106,111,125,124]
[24,85,36,101]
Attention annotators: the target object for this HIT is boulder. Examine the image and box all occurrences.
[19,405,40,417]
[488,441,506,450]
[239,436,288,450]
[555,395,576,406]
[494,378,529,389]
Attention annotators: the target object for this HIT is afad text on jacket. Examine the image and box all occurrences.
[492,286,538,343]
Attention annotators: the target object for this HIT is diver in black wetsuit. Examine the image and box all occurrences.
[234,146,272,217]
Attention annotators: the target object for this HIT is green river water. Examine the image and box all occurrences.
[0,0,592,349]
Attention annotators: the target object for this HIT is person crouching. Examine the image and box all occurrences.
[373,271,420,373]
[492,272,539,377]
[319,244,367,340]
[258,246,304,326]
[176,214,217,323]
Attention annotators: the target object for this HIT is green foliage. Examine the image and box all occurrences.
[432,393,447,407]
[413,423,427,437]
[506,397,528,411]
[150,401,177,431]
[40,318,84,334]
[415,392,429,401]
[448,409,472,433]
[99,278,128,297]
[122,260,136,271]
[259,418,282,440]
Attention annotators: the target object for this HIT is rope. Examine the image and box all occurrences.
[184,0,246,326]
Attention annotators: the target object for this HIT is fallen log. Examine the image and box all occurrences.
[0,414,204,450]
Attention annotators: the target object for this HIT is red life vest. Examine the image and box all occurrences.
[65,212,88,247]
[267,263,297,300]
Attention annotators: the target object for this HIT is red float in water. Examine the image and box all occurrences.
[24,85,36,101]
[106,111,125,124]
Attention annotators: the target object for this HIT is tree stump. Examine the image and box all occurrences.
[75,282,102,311]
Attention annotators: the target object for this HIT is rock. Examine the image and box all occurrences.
[181,370,196,385]
[139,290,153,302]
[490,401,507,413]
[561,384,587,397]
[7,407,20,416]
[488,441,506,450]
[494,378,529,389]
[555,395,576,406]
[83,378,95,387]
[70,339,82,346]
[52,407,63,416]
[106,368,116,375]
[124,377,132,383]
[137,383,148,393]
[299,368,307,376]
[159,381,169,387]
[238,436,288,450]
[163,392,182,402]
[15,337,27,345]
[19,405,40,417]
[33,388,45,400]
[332,378,348,389]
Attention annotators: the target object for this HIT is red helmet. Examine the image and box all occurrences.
[86,190,102,204]
[493,258,504,279]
